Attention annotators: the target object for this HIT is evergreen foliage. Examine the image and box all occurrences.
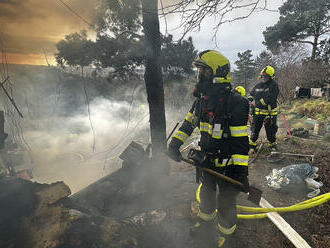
[55,30,95,76]
[234,50,256,90]
[263,0,330,60]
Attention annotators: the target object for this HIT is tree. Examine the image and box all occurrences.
[318,38,330,64]
[161,35,197,78]
[254,51,274,71]
[96,0,168,172]
[268,46,307,101]
[234,50,255,90]
[162,0,273,40]
[141,0,168,174]
[263,0,330,60]
[95,34,144,80]
[94,0,144,80]
[55,30,95,76]
[94,32,197,81]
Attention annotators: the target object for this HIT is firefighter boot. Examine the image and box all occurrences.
[217,223,236,247]
[217,234,235,248]
[268,142,277,151]
[248,147,256,156]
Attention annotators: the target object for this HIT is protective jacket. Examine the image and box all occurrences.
[171,84,249,172]
[248,79,279,116]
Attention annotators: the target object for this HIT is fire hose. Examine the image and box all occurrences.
[236,192,330,219]
[196,183,330,219]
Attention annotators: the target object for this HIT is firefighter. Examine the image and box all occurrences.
[168,50,249,247]
[248,66,279,153]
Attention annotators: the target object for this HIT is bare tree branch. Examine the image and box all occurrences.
[295,40,315,46]
[159,0,271,40]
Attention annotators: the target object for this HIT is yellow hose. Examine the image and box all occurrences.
[195,183,330,219]
[237,193,330,219]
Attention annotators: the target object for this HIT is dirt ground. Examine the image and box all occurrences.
[153,134,329,248]
[1,133,329,248]
[234,135,330,248]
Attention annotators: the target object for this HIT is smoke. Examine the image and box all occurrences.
[25,97,150,193]
[2,65,151,193]
[1,64,196,194]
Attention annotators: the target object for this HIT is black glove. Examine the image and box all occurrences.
[187,149,207,165]
[168,145,182,162]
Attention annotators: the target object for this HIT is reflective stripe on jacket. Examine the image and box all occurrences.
[249,79,279,115]
[171,86,249,168]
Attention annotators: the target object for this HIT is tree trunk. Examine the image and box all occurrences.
[311,35,319,61]
[141,0,168,174]
[311,21,321,61]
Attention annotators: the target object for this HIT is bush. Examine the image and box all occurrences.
[290,98,330,122]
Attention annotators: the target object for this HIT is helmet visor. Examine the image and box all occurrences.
[196,66,213,83]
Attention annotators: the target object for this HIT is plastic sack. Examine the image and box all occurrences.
[265,163,323,198]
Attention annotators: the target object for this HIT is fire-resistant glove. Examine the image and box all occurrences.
[167,139,182,162]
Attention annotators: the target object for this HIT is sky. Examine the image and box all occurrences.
[0,0,283,66]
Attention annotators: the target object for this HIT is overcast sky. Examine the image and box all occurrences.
[0,0,283,65]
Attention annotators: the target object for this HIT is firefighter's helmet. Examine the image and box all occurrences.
[193,50,232,83]
[259,66,275,79]
[235,86,246,96]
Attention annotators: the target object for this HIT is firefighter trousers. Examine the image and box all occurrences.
[250,115,278,144]
[199,170,240,228]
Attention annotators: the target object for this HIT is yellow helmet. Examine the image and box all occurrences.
[193,50,232,83]
[235,86,246,96]
[259,65,275,79]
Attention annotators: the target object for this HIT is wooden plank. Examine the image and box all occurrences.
[260,197,311,248]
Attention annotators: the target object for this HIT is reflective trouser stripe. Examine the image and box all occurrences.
[196,183,202,204]
[196,184,218,221]
[173,131,189,143]
[229,126,248,137]
[231,154,249,166]
[198,208,217,221]
[254,107,278,116]
[185,112,197,125]
[218,223,236,235]
[255,111,278,115]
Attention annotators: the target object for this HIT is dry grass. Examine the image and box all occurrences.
[287,98,330,122]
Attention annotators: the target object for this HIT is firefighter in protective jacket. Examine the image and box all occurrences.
[248,66,279,152]
[168,50,249,247]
